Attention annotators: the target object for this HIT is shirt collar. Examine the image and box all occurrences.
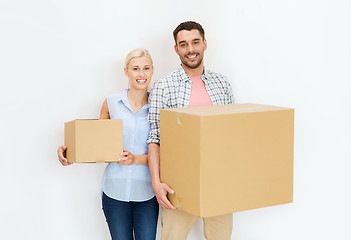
[120,89,150,111]
[120,89,130,107]
[177,65,210,82]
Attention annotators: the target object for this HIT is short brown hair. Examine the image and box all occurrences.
[173,21,205,44]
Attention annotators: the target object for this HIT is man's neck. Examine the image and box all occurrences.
[181,63,204,76]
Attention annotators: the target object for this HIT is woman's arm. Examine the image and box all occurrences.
[57,145,72,166]
[58,98,110,166]
[99,98,110,119]
[100,98,147,165]
[117,151,148,165]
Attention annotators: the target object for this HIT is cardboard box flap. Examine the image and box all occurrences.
[161,103,292,116]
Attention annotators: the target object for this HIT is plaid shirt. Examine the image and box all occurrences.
[147,65,235,144]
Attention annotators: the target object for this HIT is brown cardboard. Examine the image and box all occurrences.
[64,119,123,163]
[160,103,294,218]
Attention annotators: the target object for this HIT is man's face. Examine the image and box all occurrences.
[174,29,207,70]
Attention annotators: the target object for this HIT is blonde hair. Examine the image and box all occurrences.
[125,48,153,69]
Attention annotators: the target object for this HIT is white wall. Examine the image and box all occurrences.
[1,0,350,239]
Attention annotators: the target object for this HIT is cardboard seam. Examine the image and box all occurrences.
[199,116,203,217]
[74,120,77,163]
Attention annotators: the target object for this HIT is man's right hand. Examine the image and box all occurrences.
[153,182,176,210]
[57,145,73,166]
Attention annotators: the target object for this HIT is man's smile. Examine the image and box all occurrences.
[186,53,198,60]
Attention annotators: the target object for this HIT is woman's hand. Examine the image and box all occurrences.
[117,150,135,165]
[57,145,73,166]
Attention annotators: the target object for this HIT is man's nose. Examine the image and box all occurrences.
[188,44,194,53]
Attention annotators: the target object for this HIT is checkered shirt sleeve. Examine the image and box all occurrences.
[147,79,166,144]
[203,70,235,105]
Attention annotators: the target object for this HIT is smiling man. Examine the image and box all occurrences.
[147,21,235,240]
[175,28,206,72]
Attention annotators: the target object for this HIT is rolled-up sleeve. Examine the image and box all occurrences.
[147,80,165,144]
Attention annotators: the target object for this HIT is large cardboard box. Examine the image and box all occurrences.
[160,103,294,218]
[65,119,123,163]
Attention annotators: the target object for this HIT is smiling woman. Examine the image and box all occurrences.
[124,52,153,93]
[57,49,159,240]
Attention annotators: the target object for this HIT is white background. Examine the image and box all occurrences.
[1,0,350,239]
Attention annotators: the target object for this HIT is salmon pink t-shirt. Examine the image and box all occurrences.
[189,76,213,107]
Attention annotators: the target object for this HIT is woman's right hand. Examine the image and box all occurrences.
[57,145,73,166]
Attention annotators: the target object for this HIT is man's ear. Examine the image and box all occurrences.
[174,44,179,56]
[203,39,207,51]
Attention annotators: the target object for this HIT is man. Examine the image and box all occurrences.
[147,21,234,240]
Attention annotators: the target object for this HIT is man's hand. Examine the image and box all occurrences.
[57,145,73,166]
[153,182,176,210]
[148,143,175,209]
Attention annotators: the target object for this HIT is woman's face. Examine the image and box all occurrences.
[125,56,153,91]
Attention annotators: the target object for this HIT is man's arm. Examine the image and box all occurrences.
[148,143,175,209]
[225,79,235,104]
[147,80,176,209]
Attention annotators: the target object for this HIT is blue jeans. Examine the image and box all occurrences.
[102,192,159,240]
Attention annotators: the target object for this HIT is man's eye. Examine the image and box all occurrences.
[144,67,150,70]
[133,68,138,71]
[180,44,187,47]
[194,41,199,45]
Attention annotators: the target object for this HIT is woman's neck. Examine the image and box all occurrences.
[127,88,148,113]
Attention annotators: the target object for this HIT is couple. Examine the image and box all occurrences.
[58,21,234,240]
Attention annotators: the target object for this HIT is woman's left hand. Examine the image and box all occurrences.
[117,150,135,165]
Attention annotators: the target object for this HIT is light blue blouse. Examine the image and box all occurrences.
[102,89,154,202]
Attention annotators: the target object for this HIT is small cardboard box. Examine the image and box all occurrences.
[64,119,123,163]
[160,103,294,218]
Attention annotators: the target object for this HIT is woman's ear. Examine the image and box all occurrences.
[124,67,128,77]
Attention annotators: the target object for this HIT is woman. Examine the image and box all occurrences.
[57,48,158,240]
